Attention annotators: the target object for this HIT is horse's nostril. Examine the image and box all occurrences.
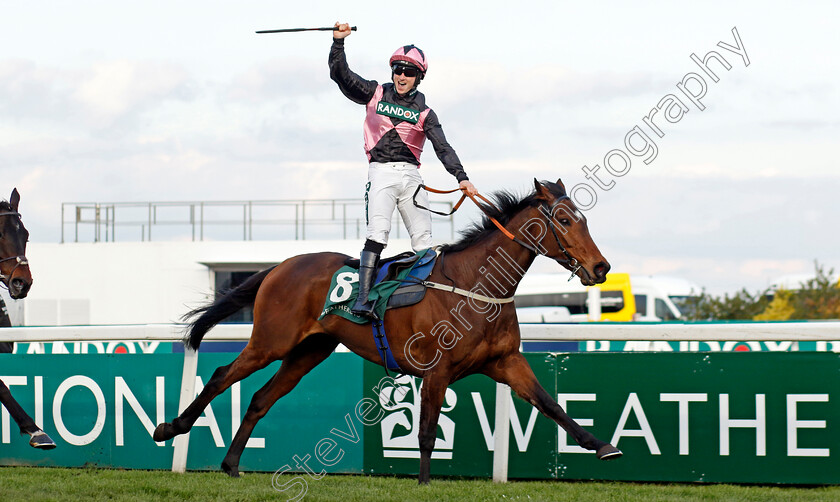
[594,262,610,279]
[8,278,29,299]
[10,278,27,292]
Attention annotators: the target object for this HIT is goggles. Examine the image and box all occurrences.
[391,64,420,78]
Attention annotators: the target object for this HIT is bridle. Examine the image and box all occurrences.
[538,198,583,279]
[413,185,583,280]
[0,211,29,289]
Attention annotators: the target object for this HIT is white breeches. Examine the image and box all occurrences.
[365,162,433,252]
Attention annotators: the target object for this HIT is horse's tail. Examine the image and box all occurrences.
[182,266,277,350]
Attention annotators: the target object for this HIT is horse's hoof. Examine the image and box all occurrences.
[596,444,623,460]
[222,460,240,478]
[29,431,56,450]
[153,423,174,442]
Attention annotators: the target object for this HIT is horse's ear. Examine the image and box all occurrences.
[555,178,567,194]
[10,188,20,212]
[533,178,550,200]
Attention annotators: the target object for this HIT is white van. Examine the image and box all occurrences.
[514,273,694,322]
[629,275,701,321]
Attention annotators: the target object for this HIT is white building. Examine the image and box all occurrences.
[13,238,415,326]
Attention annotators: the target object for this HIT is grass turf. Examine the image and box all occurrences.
[2,467,840,501]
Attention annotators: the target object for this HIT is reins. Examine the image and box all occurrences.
[412,185,539,253]
[412,184,582,279]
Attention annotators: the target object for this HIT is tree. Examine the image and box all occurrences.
[685,261,839,321]
[787,262,840,320]
[753,289,794,321]
[683,288,770,321]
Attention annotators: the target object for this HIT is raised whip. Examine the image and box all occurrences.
[256,26,357,34]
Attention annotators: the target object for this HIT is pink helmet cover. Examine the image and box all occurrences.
[389,45,427,73]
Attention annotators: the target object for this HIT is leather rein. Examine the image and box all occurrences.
[413,185,582,279]
[0,211,29,289]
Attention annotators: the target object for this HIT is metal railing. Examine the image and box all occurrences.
[61,198,456,243]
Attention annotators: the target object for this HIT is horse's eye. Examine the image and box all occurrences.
[559,219,570,226]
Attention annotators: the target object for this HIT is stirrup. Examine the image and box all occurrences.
[351,301,380,320]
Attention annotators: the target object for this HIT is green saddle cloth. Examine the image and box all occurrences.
[319,249,430,324]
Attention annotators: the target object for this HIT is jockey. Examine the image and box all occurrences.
[329,22,477,319]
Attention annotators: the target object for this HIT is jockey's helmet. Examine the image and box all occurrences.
[389,45,427,78]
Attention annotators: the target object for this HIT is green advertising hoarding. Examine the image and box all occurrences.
[1,352,839,484]
[0,353,364,473]
[362,352,840,484]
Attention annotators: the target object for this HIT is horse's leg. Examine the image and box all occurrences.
[417,372,450,484]
[0,379,56,449]
[221,335,338,477]
[486,353,621,459]
[154,345,273,441]
[0,379,36,433]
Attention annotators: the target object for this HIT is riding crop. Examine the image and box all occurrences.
[256,26,357,34]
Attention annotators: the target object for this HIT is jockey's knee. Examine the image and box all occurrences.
[410,231,432,252]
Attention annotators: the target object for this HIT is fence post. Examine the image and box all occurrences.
[172,346,199,473]
[588,287,601,322]
[109,206,115,242]
[492,382,511,483]
[343,203,347,240]
[301,200,306,240]
[95,204,101,243]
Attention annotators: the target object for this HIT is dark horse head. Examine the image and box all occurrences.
[0,189,32,299]
[530,178,610,285]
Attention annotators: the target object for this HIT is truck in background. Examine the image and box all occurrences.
[631,275,702,321]
[514,273,699,323]
[513,273,824,354]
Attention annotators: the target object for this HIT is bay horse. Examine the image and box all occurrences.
[154,178,622,482]
[0,188,56,449]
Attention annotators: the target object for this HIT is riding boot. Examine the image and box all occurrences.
[350,250,380,320]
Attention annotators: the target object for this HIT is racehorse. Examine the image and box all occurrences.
[155,178,622,482]
[0,188,56,449]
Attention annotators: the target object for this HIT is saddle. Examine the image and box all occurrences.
[343,249,437,310]
[320,249,438,374]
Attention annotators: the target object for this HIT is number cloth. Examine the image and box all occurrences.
[319,248,432,323]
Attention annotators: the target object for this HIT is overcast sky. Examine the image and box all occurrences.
[1,1,838,294]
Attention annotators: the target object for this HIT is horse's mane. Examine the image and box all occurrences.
[439,182,565,253]
[0,200,12,212]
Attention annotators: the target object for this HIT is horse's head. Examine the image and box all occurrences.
[0,188,32,299]
[527,178,610,286]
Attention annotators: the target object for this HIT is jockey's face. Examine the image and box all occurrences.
[392,65,419,96]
